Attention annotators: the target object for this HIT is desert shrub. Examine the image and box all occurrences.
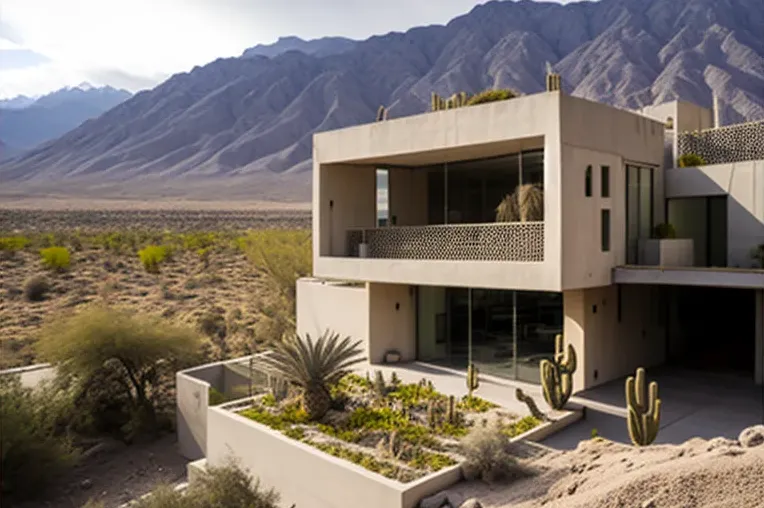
[677,153,706,167]
[461,423,531,483]
[466,89,518,106]
[0,375,77,501]
[241,229,311,303]
[127,460,280,508]
[37,306,202,439]
[23,274,50,301]
[139,245,169,273]
[40,246,71,271]
[0,235,30,258]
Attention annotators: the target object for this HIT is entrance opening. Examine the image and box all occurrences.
[667,287,755,376]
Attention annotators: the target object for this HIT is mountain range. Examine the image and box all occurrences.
[1,0,763,202]
[0,84,132,159]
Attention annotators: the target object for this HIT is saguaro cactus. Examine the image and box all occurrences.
[625,367,661,446]
[539,334,577,410]
[431,92,442,111]
[376,105,387,121]
[466,363,480,397]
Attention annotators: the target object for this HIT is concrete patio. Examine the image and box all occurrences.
[544,366,764,449]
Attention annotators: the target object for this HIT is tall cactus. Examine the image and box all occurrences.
[431,92,441,111]
[539,334,577,410]
[466,363,480,397]
[376,105,387,122]
[625,368,661,446]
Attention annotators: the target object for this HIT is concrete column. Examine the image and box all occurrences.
[562,290,587,392]
[756,289,763,385]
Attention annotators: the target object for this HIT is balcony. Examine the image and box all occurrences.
[346,222,544,262]
[677,120,764,166]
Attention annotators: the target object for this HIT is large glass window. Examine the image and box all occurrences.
[626,164,654,264]
[416,286,562,383]
[424,150,543,225]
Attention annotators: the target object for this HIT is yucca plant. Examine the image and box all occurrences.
[255,330,365,420]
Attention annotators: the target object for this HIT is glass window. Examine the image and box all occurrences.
[585,166,592,197]
[601,209,611,252]
[601,165,610,198]
[376,169,388,227]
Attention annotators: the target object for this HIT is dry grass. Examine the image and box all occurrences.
[0,209,312,369]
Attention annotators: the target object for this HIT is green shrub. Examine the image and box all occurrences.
[677,153,706,167]
[0,235,30,253]
[139,245,169,273]
[0,376,77,501]
[458,395,499,413]
[466,89,517,106]
[653,223,677,239]
[23,274,50,302]
[502,415,541,438]
[40,246,71,271]
[240,229,312,303]
[37,306,202,439]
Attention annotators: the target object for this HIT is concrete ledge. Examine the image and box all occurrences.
[614,265,764,289]
[207,401,463,508]
[512,409,584,443]
[187,458,208,486]
[0,363,56,388]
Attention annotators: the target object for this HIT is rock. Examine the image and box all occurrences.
[641,498,656,508]
[567,483,578,495]
[419,491,450,508]
[80,479,93,490]
[459,499,483,508]
[739,425,764,448]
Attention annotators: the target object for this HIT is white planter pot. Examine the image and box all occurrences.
[358,243,369,258]
[639,239,695,267]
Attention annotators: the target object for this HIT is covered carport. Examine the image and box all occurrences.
[543,265,764,449]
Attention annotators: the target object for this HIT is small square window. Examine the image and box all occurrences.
[601,165,610,197]
[585,165,592,197]
[601,209,611,252]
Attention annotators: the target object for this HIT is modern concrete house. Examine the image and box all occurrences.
[297,76,764,396]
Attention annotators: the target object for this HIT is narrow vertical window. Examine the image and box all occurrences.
[601,165,610,197]
[376,169,389,227]
[601,209,611,252]
[585,165,592,197]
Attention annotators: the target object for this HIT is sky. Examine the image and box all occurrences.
[0,0,574,99]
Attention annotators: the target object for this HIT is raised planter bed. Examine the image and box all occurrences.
[205,373,546,508]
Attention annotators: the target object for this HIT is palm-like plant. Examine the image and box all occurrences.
[255,330,365,420]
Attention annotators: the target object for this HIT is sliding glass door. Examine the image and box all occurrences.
[417,286,562,383]
[626,165,655,264]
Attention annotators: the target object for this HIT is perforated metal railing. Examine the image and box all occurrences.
[677,121,764,165]
[346,222,544,262]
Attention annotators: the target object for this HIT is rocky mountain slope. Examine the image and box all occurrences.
[0,84,132,159]
[242,35,357,59]
[1,0,763,201]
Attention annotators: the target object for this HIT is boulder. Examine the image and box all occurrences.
[739,425,764,448]
[419,491,450,508]
[459,499,483,508]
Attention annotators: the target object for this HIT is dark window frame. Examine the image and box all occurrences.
[601,165,610,198]
[585,165,592,197]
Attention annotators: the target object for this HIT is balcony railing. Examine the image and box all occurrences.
[677,121,764,166]
[346,222,544,262]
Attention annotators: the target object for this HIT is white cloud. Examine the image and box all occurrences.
[0,0,577,98]
[0,62,87,98]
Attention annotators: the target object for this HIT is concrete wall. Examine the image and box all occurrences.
[559,95,665,289]
[638,100,713,167]
[296,277,370,350]
[757,290,763,385]
[564,285,666,390]
[316,163,376,257]
[206,405,461,508]
[665,160,764,268]
[368,283,417,363]
[177,363,224,460]
[0,363,56,389]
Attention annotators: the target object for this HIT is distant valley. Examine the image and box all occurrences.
[1,0,763,202]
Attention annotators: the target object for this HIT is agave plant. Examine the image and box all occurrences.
[255,330,365,420]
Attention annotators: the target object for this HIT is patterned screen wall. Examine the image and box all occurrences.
[346,222,544,262]
[677,121,764,165]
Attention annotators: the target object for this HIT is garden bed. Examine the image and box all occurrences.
[237,372,541,483]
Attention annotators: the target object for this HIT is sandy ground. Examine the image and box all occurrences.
[14,435,188,508]
[0,196,311,211]
[443,436,764,508]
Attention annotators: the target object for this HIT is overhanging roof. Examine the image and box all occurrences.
[613,265,764,289]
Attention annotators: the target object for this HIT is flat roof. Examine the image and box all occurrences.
[613,265,764,289]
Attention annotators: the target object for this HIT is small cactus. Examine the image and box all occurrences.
[390,371,400,388]
[515,388,548,422]
[466,363,480,397]
[267,374,289,402]
[427,400,437,428]
[625,368,661,446]
[431,92,441,111]
[540,334,577,410]
[447,395,456,424]
[373,370,387,399]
